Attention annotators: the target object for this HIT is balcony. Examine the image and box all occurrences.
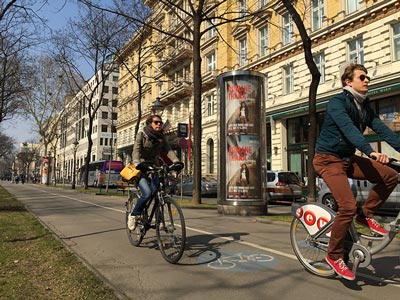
[162,80,193,102]
[202,70,219,90]
[159,43,193,71]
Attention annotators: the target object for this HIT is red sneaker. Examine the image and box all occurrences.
[325,256,355,281]
[355,215,388,235]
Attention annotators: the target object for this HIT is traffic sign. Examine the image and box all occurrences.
[178,138,187,149]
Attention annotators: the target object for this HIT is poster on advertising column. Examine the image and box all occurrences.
[218,70,267,203]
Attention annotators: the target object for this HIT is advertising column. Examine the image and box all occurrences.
[218,71,267,215]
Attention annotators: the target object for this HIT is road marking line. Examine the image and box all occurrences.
[14,185,400,286]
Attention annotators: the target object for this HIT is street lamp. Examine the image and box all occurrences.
[71,139,79,189]
[150,96,164,115]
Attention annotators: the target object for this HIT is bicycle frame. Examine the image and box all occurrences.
[125,162,186,264]
[291,200,400,275]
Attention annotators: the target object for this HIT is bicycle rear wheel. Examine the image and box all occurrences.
[126,194,144,247]
[290,217,335,278]
[156,197,186,264]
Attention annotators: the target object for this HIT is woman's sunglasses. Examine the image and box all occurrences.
[358,75,371,81]
[153,120,163,125]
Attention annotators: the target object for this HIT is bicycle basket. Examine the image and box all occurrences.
[120,163,141,183]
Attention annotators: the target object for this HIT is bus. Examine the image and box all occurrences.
[79,160,124,187]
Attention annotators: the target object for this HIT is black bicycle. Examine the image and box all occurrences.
[125,162,186,264]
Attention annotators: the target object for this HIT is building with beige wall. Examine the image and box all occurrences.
[117,0,400,181]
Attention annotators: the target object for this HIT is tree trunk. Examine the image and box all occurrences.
[191,13,202,205]
[282,0,320,202]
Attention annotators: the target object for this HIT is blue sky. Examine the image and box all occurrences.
[2,1,84,146]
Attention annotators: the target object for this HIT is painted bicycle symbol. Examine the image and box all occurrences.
[207,252,274,270]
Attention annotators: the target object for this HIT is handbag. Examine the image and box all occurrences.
[120,163,141,184]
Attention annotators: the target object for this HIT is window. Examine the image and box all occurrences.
[102,98,108,106]
[112,99,118,107]
[206,94,215,116]
[206,51,216,72]
[239,38,247,66]
[312,0,324,31]
[112,76,118,82]
[103,86,109,93]
[348,38,364,64]
[112,87,118,94]
[313,52,326,83]
[346,0,359,14]
[102,112,108,119]
[283,64,294,94]
[259,26,268,56]
[206,14,216,39]
[112,112,117,120]
[377,96,400,132]
[283,13,293,46]
[239,0,247,17]
[101,125,108,132]
[393,23,400,61]
[259,0,268,8]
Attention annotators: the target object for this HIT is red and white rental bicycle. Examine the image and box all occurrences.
[290,158,400,279]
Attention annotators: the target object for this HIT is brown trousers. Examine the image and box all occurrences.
[313,153,398,260]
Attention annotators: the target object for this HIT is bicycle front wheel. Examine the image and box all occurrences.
[156,197,186,264]
[126,194,144,247]
[290,217,335,278]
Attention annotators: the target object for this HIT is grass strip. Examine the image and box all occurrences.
[0,185,119,300]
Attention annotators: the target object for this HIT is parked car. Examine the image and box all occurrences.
[175,176,218,197]
[267,170,304,203]
[317,176,400,214]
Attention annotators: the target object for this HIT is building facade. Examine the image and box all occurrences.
[56,68,119,184]
[117,0,400,181]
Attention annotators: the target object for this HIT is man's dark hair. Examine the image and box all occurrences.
[341,63,368,87]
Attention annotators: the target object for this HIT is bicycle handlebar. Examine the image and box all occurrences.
[136,161,184,174]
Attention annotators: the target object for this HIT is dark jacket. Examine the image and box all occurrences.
[132,131,178,166]
[316,90,400,158]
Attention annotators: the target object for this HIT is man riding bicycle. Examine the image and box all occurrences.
[313,63,400,280]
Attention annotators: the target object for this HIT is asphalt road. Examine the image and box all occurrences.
[2,182,400,300]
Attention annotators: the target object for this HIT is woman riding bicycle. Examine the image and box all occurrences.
[313,63,400,281]
[127,115,182,230]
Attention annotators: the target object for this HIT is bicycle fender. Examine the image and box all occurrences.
[292,203,336,236]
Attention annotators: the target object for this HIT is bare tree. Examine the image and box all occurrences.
[53,3,136,189]
[110,1,152,141]
[0,0,46,123]
[80,0,255,204]
[0,131,14,158]
[21,55,70,169]
[16,141,40,182]
[281,0,319,201]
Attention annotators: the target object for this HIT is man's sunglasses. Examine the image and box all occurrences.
[153,120,163,125]
[358,75,371,81]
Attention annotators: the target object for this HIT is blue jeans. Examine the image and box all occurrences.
[132,176,158,215]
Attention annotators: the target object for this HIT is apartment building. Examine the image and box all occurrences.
[117,0,400,181]
[56,67,119,183]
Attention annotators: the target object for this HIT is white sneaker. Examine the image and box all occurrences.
[127,215,138,230]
